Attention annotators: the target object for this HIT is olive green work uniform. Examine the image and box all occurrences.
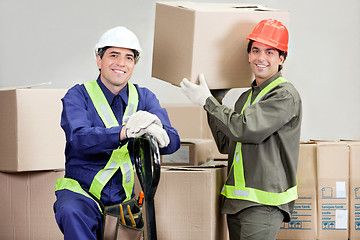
[204,72,302,239]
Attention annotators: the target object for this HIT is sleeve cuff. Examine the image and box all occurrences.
[204,96,221,113]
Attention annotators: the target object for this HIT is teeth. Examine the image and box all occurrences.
[257,64,267,68]
[114,69,125,74]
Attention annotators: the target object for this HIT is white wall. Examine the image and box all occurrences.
[0,0,359,141]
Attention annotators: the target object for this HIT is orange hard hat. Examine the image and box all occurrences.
[247,19,289,52]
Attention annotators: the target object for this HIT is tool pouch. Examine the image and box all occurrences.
[102,197,144,240]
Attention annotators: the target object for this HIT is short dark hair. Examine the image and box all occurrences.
[97,47,140,63]
[97,46,111,59]
[247,40,287,71]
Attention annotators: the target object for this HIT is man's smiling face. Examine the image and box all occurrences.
[97,47,135,94]
[248,41,284,85]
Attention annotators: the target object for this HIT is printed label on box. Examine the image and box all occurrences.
[280,197,314,231]
[354,187,360,231]
[162,145,190,164]
[335,209,348,229]
[320,182,348,230]
[336,182,346,198]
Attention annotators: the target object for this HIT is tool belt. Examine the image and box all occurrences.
[101,196,144,240]
[82,187,144,240]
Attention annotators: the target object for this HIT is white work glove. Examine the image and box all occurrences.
[123,110,162,133]
[143,123,170,148]
[180,73,212,106]
[126,123,170,148]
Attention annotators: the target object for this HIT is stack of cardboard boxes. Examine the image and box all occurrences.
[276,141,360,240]
[154,166,228,240]
[157,104,230,239]
[163,101,360,240]
[0,87,66,239]
[277,143,318,240]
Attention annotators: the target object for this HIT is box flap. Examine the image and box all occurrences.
[162,165,225,172]
[340,140,360,146]
[180,138,213,144]
[300,141,317,145]
[0,82,52,91]
[157,1,282,12]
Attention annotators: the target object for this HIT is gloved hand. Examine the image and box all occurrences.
[143,124,170,148]
[123,111,162,133]
[126,123,170,148]
[180,73,212,106]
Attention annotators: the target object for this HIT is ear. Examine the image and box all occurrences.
[96,55,102,70]
[279,54,285,66]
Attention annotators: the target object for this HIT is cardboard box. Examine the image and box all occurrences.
[347,142,360,240]
[152,2,290,89]
[154,166,228,239]
[0,170,64,239]
[277,143,318,240]
[164,104,227,159]
[0,88,67,171]
[316,142,349,240]
[164,104,209,139]
[161,139,214,166]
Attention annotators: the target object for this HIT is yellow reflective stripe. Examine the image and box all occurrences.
[118,151,135,202]
[241,93,252,114]
[84,80,138,202]
[55,178,102,213]
[221,184,298,206]
[241,77,287,114]
[84,81,119,128]
[89,149,123,200]
[223,77,296,205]
[252,77,287,104]
[233,142,245,188]
[89,144,134,201]
[122,82,139,125]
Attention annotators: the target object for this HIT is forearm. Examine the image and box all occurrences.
[207,111,230,154]
[205,92,297,144]
[65,125,125,154]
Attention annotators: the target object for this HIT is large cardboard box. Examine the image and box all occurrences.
[347,142,360,240]
[0,170,64,240]
[161,139,214,166]
[154,166,228,239]
[152,2,290,89]
[164,104,227,159]
[0,88,67,171]
[316,142,349,240]
[277,143,318,240]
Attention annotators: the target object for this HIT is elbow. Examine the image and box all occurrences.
[230,129,267,144]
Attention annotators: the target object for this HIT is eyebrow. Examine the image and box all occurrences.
[252,46,276,51]
[108,51,134,57]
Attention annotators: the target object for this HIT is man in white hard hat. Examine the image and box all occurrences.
[53,26,180,239]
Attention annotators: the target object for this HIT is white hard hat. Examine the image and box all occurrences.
[95,26,143,63]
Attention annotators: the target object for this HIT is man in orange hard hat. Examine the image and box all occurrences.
[181,19,302,239]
